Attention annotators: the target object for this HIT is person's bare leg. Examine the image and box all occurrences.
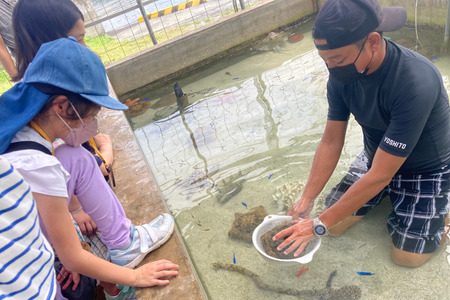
[328,215,364,236]
[391,213,449,268]
[101,282,118,295]
[390,247,434,268]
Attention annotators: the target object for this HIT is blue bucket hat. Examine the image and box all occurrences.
[24,37,127,110]
[0,37,127,153]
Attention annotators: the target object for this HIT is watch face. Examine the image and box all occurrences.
[314,225,326,236]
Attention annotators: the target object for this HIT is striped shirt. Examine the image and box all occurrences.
[0,156,56,299]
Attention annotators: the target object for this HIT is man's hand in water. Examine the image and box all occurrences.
[273,218,315,257]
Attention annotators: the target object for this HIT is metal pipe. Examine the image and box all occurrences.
[445,0,450,41]
[239,0,245,10]
[232,0,238,13]
[136,0,158,45]
[439,0,450,53]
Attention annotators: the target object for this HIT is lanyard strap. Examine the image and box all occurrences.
[88,138,107,168]
[88,138,115,187]
[29,121,54,155]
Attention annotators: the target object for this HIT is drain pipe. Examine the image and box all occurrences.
[444,0,450,52]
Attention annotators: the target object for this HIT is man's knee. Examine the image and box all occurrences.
[390,245,434,268]
[328,215,363,236]
[390,212,449,268]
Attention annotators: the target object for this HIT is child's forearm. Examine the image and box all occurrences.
[65,249,138,286]
[68,195,82,212]
[0,35,17,79]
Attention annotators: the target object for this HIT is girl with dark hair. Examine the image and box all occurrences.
[12,0,83,81]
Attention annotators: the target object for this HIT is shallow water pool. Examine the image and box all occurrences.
[128,18,450,300]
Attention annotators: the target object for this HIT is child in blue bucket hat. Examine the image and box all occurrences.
[0,37,179,298]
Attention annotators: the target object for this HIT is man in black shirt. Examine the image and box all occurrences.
[274,0,450,267]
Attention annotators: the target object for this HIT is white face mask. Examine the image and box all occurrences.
[56,102,98,147]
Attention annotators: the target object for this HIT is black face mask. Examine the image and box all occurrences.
[327,38,373,84]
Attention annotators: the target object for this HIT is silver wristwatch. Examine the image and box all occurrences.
[313,217,328,236]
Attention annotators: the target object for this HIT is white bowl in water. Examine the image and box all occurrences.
[252,215,321,266]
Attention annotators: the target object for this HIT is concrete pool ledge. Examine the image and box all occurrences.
[98,83,207,299]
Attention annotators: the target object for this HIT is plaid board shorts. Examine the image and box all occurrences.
[325,151,450,254]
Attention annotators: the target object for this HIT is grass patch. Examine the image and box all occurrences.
[87,21,201,65]
[0,68,14,93]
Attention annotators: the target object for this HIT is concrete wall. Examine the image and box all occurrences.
[378,0,447,28]
[106,0,317,97]
[106,0,450,97]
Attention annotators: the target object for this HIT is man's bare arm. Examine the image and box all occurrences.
[288,120,347,219]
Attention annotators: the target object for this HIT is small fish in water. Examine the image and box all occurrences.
[241,202,248,209]
[225,72,231,76]
[288,34,304,43]
[356,272,375,276]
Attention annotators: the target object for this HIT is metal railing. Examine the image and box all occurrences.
[0,0,259,93]
[75,0,260,65]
